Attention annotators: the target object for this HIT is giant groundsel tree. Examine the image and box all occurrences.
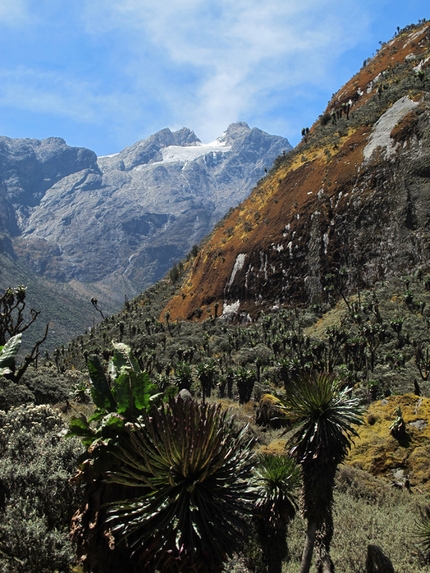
[69,343,257,573]
[283,372,364,573]
[252,453,300,573]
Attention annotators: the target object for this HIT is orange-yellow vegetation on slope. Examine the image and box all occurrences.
[347,394,430,493]
[328,23,430,117]
[160,22,430,323]
[257,393,430,493]
[161,122,368,322]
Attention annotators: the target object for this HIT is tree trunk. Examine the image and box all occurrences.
[316,514,335,572]
[71,480,146,573]
[300,520,317,573]
[255,519,288,573]
[317,553,335,573]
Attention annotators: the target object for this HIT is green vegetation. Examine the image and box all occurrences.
[2,266,430,571]
[252,454,300,573]
[0,404,81,573]
[0,286,48,382]
[106,398,256,573]
[68,342,256,572]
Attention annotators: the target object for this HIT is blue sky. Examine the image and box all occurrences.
[0,1,428,156]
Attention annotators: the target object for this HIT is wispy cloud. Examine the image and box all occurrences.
[0,67,142,124]
[82,0,372,141]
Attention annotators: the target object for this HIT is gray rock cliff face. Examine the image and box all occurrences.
[1,123,291,306]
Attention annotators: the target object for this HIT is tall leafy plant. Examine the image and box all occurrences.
[68,342,163,452]
[0,334,22,377]
[69,342,170,573]
[252,454,300,573]
[0,286,48,382]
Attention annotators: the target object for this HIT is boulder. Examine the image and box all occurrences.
[366,544,394,573]
[255,393,289,428]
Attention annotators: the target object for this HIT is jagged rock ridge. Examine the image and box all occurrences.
[0,123,291,308]
[162,22,430,322]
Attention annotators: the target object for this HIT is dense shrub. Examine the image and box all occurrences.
[0,378,35,411]
[0,404,82,572]
[21,365,72,404]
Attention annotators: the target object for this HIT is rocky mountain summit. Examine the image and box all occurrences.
[0,123,290,310]
[162,22,430,322]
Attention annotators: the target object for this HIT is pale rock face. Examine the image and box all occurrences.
[363,96,419,161]
[0,123,291,306]
[227,254,247,289]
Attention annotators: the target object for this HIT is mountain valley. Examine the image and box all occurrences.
[2,20,430,573]
[0,122,290,347]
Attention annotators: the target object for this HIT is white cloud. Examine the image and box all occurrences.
[0,0,391,151]
[82,0,372,141]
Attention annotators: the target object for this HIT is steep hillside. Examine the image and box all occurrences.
[0,252,114,352]
[162,22,430,322]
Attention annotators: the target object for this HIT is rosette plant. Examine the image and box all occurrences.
[105,397,257,573]
[253,454,300,573]
[283,372,363,573]
[0,286,48,382]
[414,506,430,563]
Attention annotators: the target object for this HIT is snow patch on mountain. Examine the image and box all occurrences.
[228,253,246,288]
[155,138,231,165]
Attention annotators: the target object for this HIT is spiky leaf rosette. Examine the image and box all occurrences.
[283,372,364,535]
[253,454,300,528]
[414,506,430,557]
[252,455,300,573]
[106,398,257,573]
[284,372,364,467]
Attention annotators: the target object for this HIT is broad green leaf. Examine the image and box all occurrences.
[112,370,132,414]
[89,409,109,423]
[69,414,90,432]
[132,371,157,411]
[67,415,93,438]
[102,413,125,430]
[0,333,22,368]
[87,354,115,411]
